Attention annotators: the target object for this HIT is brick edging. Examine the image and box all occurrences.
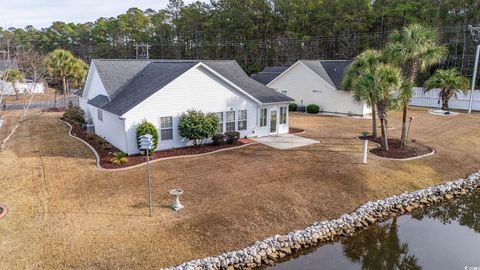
[58,119,258,171]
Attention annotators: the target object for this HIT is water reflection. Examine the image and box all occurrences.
[267,191,480,270]
[342,218,421,270]
[411,191,480,233]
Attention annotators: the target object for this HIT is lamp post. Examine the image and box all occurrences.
[139,134,154,217]
[468,24,480,114]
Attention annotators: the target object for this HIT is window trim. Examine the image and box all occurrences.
[259,108,267,127]
[226,111,236,132]
[97,108,103,122]
[280,106,287,124]
[159,116,173,141]
[215,112,224,133]
[237,110,247,131]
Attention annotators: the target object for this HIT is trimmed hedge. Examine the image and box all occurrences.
[225,131,240,144]
[306,104,320,114]
[212,134,226,146]
[288,103,297,112]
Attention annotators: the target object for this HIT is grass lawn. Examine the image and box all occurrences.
[0,109,479,269]
[2,87,59,104]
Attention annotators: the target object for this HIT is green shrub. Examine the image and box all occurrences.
[212,133,226,146]
[361,131,369,137]
[225,131,240,144]
[62,106,85,125]
[306,104,320,114]
[178,109,219,146]
[136,120,159,153]
[110,152,128,165]
[289,103,297,112]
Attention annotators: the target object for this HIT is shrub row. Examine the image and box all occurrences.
[212,131,240,146]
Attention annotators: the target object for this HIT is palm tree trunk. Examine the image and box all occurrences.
[371,104,377,137]
[380,118,388,151]
[62,76,67,108]
[400,103,408,147]
[12,82,19,100]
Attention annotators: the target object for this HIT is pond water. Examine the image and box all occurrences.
[266,191,480,270]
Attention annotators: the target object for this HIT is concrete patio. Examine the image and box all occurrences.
[254,133,320,150]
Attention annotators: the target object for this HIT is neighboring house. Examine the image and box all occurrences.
[251,66,290,85]
[80,59,293,155]
[267,60,371,116]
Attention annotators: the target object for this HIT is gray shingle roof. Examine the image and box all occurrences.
[299,60,352,90]
[250,66,289,85]
[101,61,196,115]
[320,60,352,89]
[87,95,110,108]
[203,61,293,103]
[89,59,292,116]
[93,59,151,97]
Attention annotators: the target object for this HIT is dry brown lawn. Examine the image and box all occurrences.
[0,108,479,270]
[2,87,58,104]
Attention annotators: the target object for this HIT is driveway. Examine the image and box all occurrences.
[254,133,319,149]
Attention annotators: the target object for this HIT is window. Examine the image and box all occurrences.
[280,107,287,124]
[160,116,173,140]
[238,110,247,130]
[215,112,224,133]
[259,108,267,127]
[97,109,103,122]
[226,111,236,132]
[281,90,288,96]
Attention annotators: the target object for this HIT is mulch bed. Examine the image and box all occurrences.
[359,136,433,159]
[67,120,253,169]
[289,127,305,134]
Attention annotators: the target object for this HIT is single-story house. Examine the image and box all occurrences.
[0,59,45,95]
[79,59,293,155]
[267,60,371,116]
[251,66,289,85]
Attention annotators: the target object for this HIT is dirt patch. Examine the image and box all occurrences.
[67,121,252,169]
[360,136,433,159]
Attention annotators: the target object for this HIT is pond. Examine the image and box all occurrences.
[266,191,480,270]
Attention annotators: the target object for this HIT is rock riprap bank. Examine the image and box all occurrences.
[163,171,480,270]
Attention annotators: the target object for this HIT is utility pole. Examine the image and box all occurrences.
[468,24,480,114]
[134,43,151,59]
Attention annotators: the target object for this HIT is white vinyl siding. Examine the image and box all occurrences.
[215,112,224,133]
[226,111,236,132]
[259,108,267,127]
[97,109,103,122]
[238,110,247,130]
[160,116,173,140]
[280,106,287,124]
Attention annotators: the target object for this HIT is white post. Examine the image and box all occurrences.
[146,147,152,217]
[363,140,368,164]
[468,44,479,114]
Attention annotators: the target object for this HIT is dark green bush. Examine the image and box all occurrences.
[306,104,320,114]
[212,133,226,146]
[225,131,240,144]
[289,103,297,112]
[136,120,159,153]
[178,109,219,146]
[62,106,85,125]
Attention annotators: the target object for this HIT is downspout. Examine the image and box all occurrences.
[120,116,129,155]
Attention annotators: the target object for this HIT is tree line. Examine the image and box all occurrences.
[1,0,479,78]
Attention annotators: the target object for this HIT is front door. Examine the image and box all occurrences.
[270,110,277,134]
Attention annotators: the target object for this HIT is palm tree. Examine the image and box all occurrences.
[343,49,384,137]
[67,58,89,90]
[354,63,402,150]
[384,24,447,147]
[46,49,76,106]
[424,69,469,111]
[2,69,24,100]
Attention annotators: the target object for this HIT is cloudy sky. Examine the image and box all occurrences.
[0,0,201,29]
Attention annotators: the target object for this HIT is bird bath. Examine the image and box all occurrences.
[169,189,184,212]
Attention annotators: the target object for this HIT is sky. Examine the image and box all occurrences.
[0,0,201,29]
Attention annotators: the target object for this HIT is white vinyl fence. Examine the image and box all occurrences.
[409,87,480,111]
[0,80,45,95]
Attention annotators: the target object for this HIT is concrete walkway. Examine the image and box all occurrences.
[255,134,319,150]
